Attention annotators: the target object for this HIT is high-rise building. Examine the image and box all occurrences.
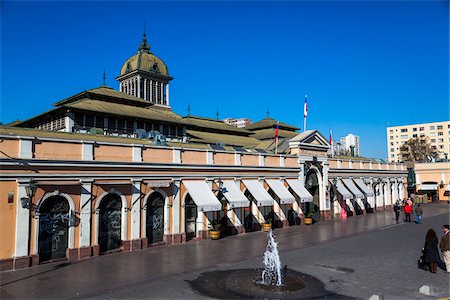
[334,134,360,156]
[222,118,253,128]
[386,121,450,162]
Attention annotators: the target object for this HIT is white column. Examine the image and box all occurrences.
[131,181,141,240]
[119,82,122,92]
[80,181,92,247]
[172,180,181,234]
[137,75,141,98]
[160,82,163,104]
[15,181,31,257]
[150,80,153,102]
[322,162,330,211]
[143,79,147,100]
[166,83,170,105]
[383,179,389,208]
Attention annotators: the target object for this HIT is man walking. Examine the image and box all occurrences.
[440,225,450,272]
[414,204,423,224]
[393,201,401,224]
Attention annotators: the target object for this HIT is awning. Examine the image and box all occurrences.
[418,183,438,191]
[183,180,222,212]
[342,179,364,199]
[242,180,274,207]
[36,180,81,186]
[286,179,313,203]
[336,180,353,200]
[221,180,250,208]
[354,179,374,197]
[266,179,295,204]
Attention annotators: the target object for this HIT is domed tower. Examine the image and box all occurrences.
[116,34,173,108]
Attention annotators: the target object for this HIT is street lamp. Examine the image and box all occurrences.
[21,180,37,209]
[212,177,224,193]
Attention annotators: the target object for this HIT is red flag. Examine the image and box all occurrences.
[303,96,308,118]
[274,122,279,142]
[329,130,333,144]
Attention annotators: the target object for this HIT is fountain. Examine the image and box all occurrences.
[188,230,351,299]
[260,229,283,286]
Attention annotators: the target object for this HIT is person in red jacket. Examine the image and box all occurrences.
[404,203,412,223]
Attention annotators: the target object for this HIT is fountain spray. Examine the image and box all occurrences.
[261,229,283,286]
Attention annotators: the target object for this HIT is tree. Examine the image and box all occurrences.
[400,137,436,162]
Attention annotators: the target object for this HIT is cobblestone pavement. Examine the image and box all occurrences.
[1,203,449,299]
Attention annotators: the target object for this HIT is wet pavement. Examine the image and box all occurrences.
[1,203,449,299]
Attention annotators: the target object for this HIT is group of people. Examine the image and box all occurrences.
[393,198,423,224]
[420,225,450,273]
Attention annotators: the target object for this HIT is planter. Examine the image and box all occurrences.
[304,217,313,225]
[209,230,221,240]
[262,223,272,232]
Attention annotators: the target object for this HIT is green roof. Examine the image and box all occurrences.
[251,128,298,140]
[54,86,151,108]
[64,99,184,125]
[183,116,251,135]
[187,129,260,147]
[245,118,300,131]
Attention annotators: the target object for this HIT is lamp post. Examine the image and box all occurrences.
[331,178,338,218]
[21,180,37,209]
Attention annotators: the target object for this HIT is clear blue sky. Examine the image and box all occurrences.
[1,1,448,159]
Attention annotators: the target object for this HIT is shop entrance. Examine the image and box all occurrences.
[38,196,69,262]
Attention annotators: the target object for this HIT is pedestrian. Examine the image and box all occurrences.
[414,204,423,224]
[393,201,400,224]
[404,203,412,223]
[407,197,413,206]
[440,224,450,273]
[423,229,440,273]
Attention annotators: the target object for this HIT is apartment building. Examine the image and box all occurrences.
[387,121,450,162]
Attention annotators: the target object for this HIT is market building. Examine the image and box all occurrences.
[0,35,407,271]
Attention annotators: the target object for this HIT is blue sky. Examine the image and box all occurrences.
[1,1,448,159]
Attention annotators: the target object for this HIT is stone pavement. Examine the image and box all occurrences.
[1,203,449,299]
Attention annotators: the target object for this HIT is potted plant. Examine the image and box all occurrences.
[304,213,314,225]
[262,217,272,232]
[209,220,221,240]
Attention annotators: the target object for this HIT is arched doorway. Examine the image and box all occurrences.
[98,193,122,253]
[146,192,165,244]
[305,170,320,221]
[185,194,197,241]
[38,196,69,262]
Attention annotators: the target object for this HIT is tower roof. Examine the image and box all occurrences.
[119,34,170,77]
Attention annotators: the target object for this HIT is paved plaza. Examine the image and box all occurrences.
[1,203,449,299]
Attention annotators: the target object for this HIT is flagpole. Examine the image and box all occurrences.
[275,121,279,154]
[303,95,308,131]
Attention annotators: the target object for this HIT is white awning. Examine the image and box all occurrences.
[266,179,296,204]
[286,179,313,203]
[221,180,250,208]
[336,180,353,200]
[242,180,274,207]
[354,179,375,197]
[183,180,222,212]
[418,183,438,191]
[342,179,364,199]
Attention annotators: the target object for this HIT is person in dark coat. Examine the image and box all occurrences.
[393,201,401,224]
[424,229,441,273]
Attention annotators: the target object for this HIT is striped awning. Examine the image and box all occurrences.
[242,180,274,207]
[286,179,313,203]
[418,183,438,191]
[336,180,353,200]
[221,180,250,208]
[183,180,222,212]
[354,179,374,197]
[342,179,364,199]
[266,179,295,204]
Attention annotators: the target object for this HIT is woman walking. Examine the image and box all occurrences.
[424,229,441,273]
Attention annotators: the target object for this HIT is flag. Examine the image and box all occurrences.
[303,95,308,118]
[329,130,333,145]
[274,122,279,142]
